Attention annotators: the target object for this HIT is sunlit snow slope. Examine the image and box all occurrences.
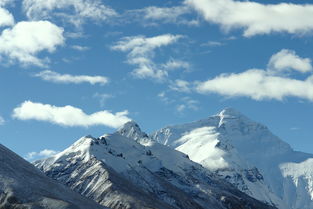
[151,108,313,209]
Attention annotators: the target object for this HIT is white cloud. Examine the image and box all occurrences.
[0,7,14,27]
[0,115,4,125]
[196,50,313,101]
[140,6,188,22]
[112,34,182,81]
[12,101,131,128]
[201,41,224,47]
[0,21,64,67]
[162,59,190,71]
[22,0,117,26]
[268,49,312,74]
[34,70,108,85]
[186,0,313,36]
[132,5,198,26]
[25,149,58,161]
[0,0,14,6]
[170,79,191,92]
[71,45,90,51]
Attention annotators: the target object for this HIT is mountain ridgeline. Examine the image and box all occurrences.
[33,112,277,209]
[0,144,108,209]
[2,108,313,209]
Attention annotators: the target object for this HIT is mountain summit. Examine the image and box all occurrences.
[151,108,313,209]
[116,120,149,140]
[25,108,313,209]
[35,122,276,209]
[217,107,245,117]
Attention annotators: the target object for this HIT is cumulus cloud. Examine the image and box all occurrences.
[112,34,182,81]
[0,7,14,27]
[186,0,313,36]
[34,70,108,85]
[268,49,312,74]
[12,101,131,128]
[196,50,313,101]
[22,0,117,26]
[25,149,58,161]
[0,21,64,67]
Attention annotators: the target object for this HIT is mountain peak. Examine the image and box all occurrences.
[116,120,148,140]
[218,107,243,117]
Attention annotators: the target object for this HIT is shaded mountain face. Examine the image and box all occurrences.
[0,144,107,209]
[150,108,313,209]
[35,123,276,209]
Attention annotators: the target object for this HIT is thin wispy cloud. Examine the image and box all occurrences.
[34,70,109,85]
[0,115,4,125]
[158,91,174,104]
[169,79,191,93]
[176,97,199,113]
[12,101,131,128]
[162,59,190,71]
[201,41,224,47]
[196,49,313,101]
[130,5,198,26]
[112,34,182,81]
[22,0,117,27]
[71,45,90,51]
[93,93,113,107]
[0,21,64,67]
[186,0,313,37]
[25,149,58,161]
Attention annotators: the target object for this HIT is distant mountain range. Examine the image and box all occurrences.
[1,108,312,209]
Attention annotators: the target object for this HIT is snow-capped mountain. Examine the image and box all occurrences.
[150,108,313,209]
[0,144,107,209]
[35,121,276,209]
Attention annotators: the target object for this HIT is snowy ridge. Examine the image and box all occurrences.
[0,144,107,209]
[35,121,276,209]
[151,108,313,209]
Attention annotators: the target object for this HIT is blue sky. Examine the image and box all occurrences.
[1,0,313,160]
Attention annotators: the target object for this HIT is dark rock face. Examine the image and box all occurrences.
[0,144,107,209]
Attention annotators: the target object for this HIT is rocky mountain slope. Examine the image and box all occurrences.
[0,144,107,209]
[150,108,313,209]
[35,121,276,209]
